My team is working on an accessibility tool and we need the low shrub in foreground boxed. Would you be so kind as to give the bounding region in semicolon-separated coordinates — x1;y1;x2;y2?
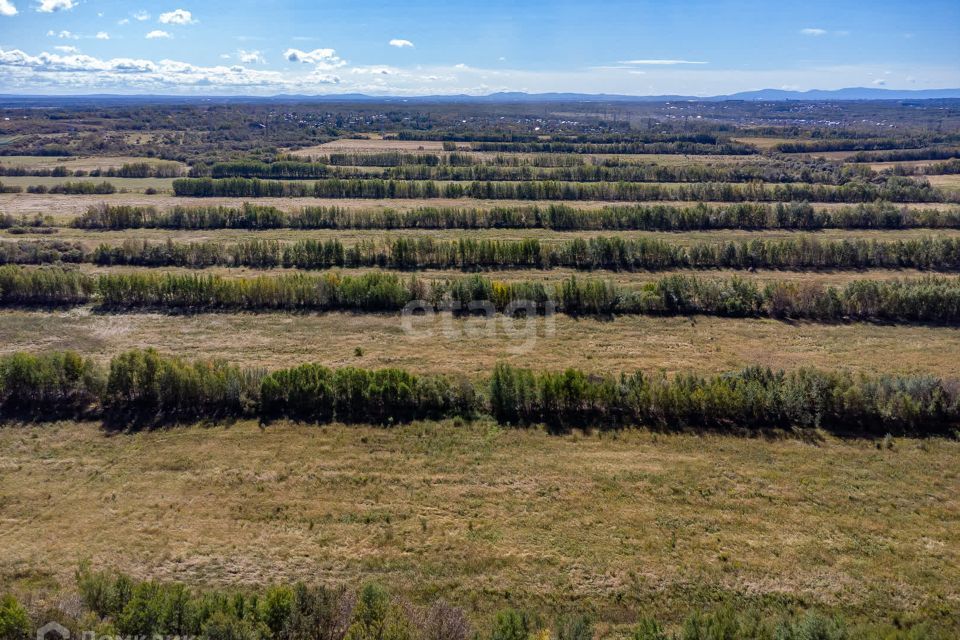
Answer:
0;564;949;640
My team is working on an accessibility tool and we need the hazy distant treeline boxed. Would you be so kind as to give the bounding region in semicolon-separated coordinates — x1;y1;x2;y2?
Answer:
848;147;960;163
205;158;868;184
170;176;953;203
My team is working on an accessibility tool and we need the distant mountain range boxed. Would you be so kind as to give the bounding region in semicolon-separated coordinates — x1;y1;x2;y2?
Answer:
1;87;959;107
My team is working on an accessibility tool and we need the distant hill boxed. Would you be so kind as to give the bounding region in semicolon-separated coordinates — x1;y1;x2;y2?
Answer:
1;87;959;107
715;87;960;101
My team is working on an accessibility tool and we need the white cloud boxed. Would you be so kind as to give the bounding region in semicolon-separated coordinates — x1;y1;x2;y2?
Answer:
0;46;293;90
95;31;110;40
800;28;828;36
351;65;398;76
54;45;78;53
36;0;75;12
872;78;887;86
133;10;150;21
284;47;345;69
238;49;265;64
146;30;172;39
389;39;414;48
0;0;17;17
48;29;78;39
117;18;129;25
158;9;195;25
617;59;707;65
306;71;341;84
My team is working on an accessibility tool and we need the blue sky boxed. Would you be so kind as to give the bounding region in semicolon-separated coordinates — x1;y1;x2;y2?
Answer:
0;0;958;95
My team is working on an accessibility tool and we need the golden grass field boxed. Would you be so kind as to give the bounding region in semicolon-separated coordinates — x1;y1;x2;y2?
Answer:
927;174;960;192
291;136;448;154
0;420;957;624
1;308;959;378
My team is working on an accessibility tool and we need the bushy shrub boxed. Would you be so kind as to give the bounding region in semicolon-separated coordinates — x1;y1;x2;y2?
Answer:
344;584;411;640
104;348;262;424
0;595;31;640
0;351;103;417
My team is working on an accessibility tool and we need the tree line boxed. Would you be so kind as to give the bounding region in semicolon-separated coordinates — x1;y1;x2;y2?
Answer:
2;349;958;436
468;141;756;155
170;176;954;203
0;161;183;178
392;130;730;144
75;202;960;232
26;181;117;195
3;266;960;324
314;151;586;167
775;136;960;153
205;158;869;185
12;233;960;273
75;235;960;273
848;147;960;163
0;563;921;640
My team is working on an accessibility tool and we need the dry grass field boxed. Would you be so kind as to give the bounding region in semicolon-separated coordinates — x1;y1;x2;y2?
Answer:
730;137;793;151
927;174;960;192
1;308;958;377
291;136;448;154
1;420;957;624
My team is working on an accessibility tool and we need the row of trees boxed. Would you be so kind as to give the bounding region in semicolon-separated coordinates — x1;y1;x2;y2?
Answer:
68;201;960;231
393;130;729;144
489;363;958;433
206;159;868;185
2;349;958;435
468;141;757;155
26;181;117;195
0;161;183;178
775;137;960;153
170;176;954;203
314;151;585;167
3;266;960;323
0;564;897;640
848;147;960;163
75;235;960;273
94;161;185;178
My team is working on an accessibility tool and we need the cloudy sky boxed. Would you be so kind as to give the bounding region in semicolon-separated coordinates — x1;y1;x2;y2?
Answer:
0;0;958;96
